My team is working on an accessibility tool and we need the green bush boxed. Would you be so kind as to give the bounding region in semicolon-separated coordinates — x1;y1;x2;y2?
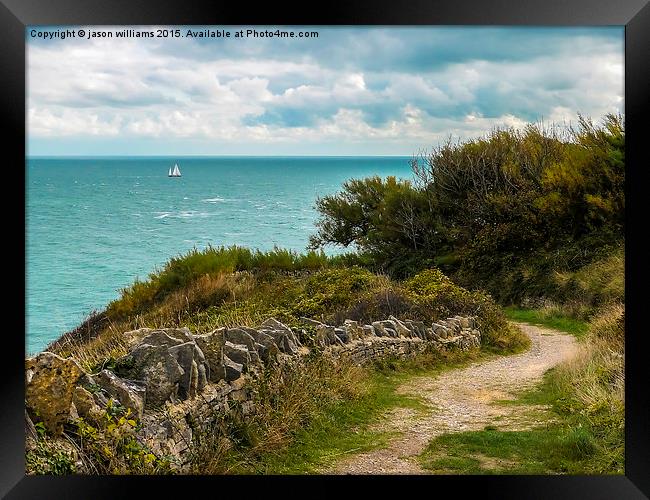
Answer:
289;267;378;319
403;269;529;353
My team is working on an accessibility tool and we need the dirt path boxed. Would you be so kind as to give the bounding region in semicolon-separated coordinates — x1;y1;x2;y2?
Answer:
325;322;578;475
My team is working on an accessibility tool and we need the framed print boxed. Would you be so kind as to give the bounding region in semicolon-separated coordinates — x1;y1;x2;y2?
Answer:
2;0;648;497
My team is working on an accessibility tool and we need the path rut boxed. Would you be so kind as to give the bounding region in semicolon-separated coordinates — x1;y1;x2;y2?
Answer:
326;322;578;475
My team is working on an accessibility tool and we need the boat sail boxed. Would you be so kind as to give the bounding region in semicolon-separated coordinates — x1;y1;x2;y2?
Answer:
168;163;182;177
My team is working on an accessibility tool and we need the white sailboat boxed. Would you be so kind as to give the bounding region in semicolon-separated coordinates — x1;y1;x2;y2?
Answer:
168;163;182;177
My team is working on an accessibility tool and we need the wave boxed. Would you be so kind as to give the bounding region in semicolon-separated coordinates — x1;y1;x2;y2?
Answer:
154;211;211;219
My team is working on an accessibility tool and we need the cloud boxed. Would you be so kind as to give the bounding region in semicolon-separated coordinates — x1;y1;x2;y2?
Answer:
27;26;624;155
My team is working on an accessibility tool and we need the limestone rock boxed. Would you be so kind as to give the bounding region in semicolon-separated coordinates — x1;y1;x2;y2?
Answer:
122;328;156;349
388;316;413;337
168;342;208;399
372;321;387;337
260;317;291;334
372;320;399;337
72;386;104;424
223;355;243;381
225;328;260;363
25;352;84;436
139;330;185;348
373;320;399;338
432;323;449;339
241;328;280;362
446;318;462;333
261;329;300;354
92;388;110;409
343;319;363;341
116;344;184;407
362;325;375;337
334;327;350;343
194;328;225;383
224;341;251;367
260;318;302;347
315;324;343;347
96;370;145;419
404;320;427;339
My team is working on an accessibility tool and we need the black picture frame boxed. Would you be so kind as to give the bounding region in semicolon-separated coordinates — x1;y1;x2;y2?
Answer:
2;0;648;497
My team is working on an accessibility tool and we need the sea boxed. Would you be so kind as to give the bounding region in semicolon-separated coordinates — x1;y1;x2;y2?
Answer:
26;156;414;354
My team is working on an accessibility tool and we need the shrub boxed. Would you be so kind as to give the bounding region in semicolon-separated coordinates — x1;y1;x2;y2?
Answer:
404;269;529;353
289;267;378;320
26;438;76;475
70;401;172;474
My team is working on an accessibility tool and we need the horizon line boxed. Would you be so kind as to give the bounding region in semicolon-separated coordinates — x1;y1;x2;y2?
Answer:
27;154;415;158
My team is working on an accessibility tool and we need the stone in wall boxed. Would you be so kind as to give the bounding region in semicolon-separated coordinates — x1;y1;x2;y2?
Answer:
168;341;209;399
259;318;302;355
224;341;252;367
223;356;244;381
116;343;184;407
240;327;281;362
25;352;84;435
194;328;225;382
388;316;414;338
343;319;363;341
96;369;146;419
225;328;261;363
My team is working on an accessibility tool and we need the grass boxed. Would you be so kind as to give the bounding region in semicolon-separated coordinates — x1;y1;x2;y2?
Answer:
191;346;487;474
504;306;589;338
224;370;413;474
51;251;523;371
419;425;600;474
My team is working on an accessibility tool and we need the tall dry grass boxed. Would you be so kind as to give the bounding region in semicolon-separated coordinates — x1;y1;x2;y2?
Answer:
557;303;624;412
187;354;367;474
550;302;625;472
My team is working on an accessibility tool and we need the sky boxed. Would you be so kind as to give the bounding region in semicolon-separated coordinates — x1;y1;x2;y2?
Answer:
27;26;624;156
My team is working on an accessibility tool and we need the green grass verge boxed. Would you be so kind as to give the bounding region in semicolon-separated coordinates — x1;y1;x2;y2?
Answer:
418;426;600;474
504;306;589;338
418;368;624;475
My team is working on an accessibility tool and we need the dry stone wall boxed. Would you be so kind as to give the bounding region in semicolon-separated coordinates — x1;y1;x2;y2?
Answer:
25;314;480;470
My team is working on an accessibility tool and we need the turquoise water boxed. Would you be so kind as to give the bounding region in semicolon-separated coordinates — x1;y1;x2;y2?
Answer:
26;156;413;354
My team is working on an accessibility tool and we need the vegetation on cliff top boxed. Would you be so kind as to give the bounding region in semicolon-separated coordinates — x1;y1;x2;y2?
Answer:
309;114;624;307
51;247;525;371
